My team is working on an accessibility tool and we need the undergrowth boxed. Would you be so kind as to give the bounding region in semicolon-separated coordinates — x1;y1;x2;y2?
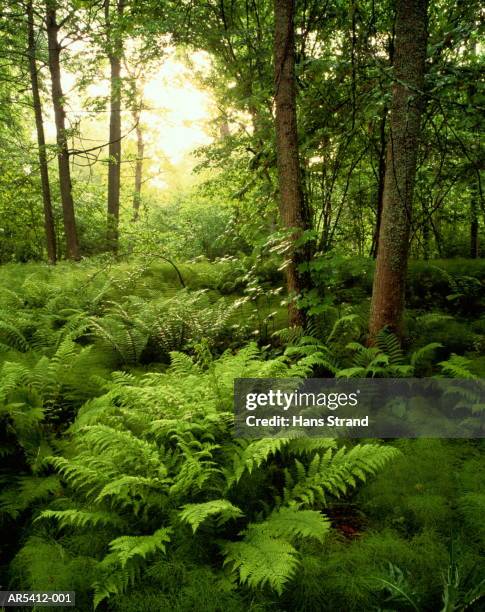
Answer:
0;260;484;611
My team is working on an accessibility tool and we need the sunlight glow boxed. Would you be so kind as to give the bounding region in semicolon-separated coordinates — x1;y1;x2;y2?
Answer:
43;48;215;189
142;54;213;165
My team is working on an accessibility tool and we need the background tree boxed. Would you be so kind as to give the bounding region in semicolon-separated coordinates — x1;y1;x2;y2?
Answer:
27;0;56;263
45;0;79;260
369;0;429;338
105;0;125;252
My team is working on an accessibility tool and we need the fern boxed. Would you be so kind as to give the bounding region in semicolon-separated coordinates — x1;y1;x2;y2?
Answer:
38;508;125;529
179;500;244;532
0;264;409;607
439;355;476;379
410;342;443;366
25;345;400;605
0;475;61;518
92;528;172;608
376;328;404;365
283;444;401;507
93;558;140;609
108;528;172;568
250;506;331;542
225;438;289;488
222;534;299;595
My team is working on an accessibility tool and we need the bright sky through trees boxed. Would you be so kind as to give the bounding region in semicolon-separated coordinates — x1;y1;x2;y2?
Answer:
42;47;214;187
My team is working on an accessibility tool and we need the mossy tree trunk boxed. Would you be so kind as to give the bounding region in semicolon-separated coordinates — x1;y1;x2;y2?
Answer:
274;0;310;327
369;0;428;339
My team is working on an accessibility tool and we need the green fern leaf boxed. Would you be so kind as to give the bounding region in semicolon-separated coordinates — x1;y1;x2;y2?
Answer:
222;534;298;595
179;499;243;532
108;527;172;568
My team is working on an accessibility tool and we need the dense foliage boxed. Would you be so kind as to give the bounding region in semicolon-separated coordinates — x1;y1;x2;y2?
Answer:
0;0;483;609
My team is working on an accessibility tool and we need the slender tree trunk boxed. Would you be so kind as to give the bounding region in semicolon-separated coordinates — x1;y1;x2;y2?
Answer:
431;216;443;257
219;114;230;139
422;201;431;260
468;45;479;260
45;2;79;260
132;110;143;221
470;194;479;258
106;0;125;252
274;0;309;327
27;0;56;264
370;30;394;259
369;0;428;338
370;105;388;258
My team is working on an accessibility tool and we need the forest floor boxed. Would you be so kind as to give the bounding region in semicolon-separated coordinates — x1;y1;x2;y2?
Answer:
0;257;484;611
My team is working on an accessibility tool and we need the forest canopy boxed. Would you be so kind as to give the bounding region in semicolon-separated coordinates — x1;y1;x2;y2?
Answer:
0;0;482;263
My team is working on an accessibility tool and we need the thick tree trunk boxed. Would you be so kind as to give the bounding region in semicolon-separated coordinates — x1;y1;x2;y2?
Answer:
45;2;80;260
27;0;56;264
106;0;125;252
368;0;428;339
274;0;309;327
132;110;143;221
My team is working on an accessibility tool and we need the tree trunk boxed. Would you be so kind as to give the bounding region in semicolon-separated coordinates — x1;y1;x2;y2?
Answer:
468;45;479;260
45;2;80;260
470;194;479;258
422;202;431;260
370;30;394;259
106;0;125;252
274;0;309;328
370;105;388;258
369;0;428;339
132;110;143;221
27;0;56;264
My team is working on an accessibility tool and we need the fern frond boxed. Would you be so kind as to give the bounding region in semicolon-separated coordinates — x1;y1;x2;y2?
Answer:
108;527;172;568
439;355;476;379
179;499;243;532
284;444;400;507
38;508;125;530
225;439;289;488
376;329;404;365
250;507;330;543
222;534;298;595
410;343;443;366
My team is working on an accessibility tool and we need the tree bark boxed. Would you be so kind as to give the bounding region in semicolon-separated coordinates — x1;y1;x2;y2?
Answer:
274;0;309;327
106;0;125;252
368;0;428;339
45;1;80;260
27;0;56;264
132;109;143;221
